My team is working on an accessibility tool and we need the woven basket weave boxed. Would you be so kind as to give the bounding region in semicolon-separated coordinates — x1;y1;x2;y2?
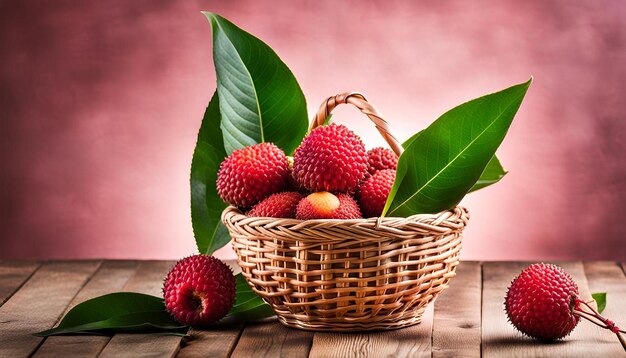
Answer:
222;93;469;332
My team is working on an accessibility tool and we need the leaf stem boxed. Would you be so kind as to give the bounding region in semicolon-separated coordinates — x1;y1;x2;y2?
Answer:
574;298;626;351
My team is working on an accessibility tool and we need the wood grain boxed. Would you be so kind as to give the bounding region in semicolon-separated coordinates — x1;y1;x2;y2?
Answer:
482;262;624;357
309;305;434;358
231;320;313;358
0;261;41;306
0;261;101;358
33;261;139;358
583;261;626;350
432;261;481;357
98;261;183;358
3;259;624;357
177;324;243;358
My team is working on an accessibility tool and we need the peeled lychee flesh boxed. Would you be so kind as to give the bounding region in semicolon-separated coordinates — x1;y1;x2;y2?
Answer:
505;263;581;340
217;142;290;208
248;191;304;218
358;169;395;217
163;255;236;326
366;147;398;175
293;124;368;193
296;191;362;220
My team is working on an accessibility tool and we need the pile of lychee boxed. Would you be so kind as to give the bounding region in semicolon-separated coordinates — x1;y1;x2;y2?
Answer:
216;124;398;219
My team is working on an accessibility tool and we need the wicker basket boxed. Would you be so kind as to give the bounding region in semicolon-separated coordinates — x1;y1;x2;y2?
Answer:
222;93;469;332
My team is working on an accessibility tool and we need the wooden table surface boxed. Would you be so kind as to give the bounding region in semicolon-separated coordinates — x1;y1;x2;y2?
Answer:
1;260;625;357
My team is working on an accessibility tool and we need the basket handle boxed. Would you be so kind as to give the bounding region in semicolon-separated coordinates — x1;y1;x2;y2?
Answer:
310;92;404;156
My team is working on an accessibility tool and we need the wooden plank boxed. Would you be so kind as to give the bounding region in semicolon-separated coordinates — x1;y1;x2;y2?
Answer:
482;262;624;357
309;305;434;358
0;261;41;306
583;262;626;348
33;261;139;358
177;324;243;358
432;261;481;357
98;261;183;358
0;261;101;358
231;321;314;358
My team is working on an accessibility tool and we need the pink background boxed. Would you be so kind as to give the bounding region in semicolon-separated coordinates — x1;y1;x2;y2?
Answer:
1;1;625;261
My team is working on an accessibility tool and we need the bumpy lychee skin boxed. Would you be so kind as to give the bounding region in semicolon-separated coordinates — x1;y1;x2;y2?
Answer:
357;169;395;217
163;255;236;326
293;124;368;192
505;263;581;340
296;192;362;220
248;191;304;218
217;143;290;208
366;147;398;175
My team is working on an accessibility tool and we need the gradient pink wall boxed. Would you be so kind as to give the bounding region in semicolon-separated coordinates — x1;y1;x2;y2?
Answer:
1;1;625;261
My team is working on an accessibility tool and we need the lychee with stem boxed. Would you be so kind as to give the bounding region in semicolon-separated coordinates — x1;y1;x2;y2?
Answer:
163;255;236;326
296;191;362;220
292;124;368;193
217;142;290;209
505;263;625;349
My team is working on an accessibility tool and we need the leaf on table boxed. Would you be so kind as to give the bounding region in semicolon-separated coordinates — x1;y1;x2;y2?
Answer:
190;92;231;255
592;292;607;314
224;273;275;322
402;132;507;194
383;78;532;216
34;275;275;337
33;292;186;337
203;12;308;155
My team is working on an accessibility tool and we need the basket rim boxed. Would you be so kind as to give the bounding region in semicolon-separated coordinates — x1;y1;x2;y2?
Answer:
221;205;469;237
223;204;468;223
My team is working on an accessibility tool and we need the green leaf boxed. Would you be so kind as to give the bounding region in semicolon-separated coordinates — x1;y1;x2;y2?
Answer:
402;132;507;193
469;155;507;193
592;292;607;314
323;114;333;126
190;92;231;255
34;293;186;337
384;78;532;216
226;274;275;322
35;276;275;336
203;12;308;155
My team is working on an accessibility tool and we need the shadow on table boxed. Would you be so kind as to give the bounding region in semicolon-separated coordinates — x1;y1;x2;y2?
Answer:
485;335;568;348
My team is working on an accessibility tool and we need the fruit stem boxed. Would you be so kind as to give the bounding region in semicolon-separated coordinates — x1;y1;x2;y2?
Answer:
574;298;626;351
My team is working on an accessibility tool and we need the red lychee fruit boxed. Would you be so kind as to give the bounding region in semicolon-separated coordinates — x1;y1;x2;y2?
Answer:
357;169;395;217
217;143;290;208
248;191;304;218
163;255;236;326
505;263;580;340
292;124;368;193
296;192;362;220
366;147;398;175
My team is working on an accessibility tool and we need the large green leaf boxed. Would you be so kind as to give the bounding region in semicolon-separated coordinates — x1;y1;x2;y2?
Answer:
384;78;532;216
34;293;186;336
190;92;230;255
35;276;275;336
203;12;308;155
402;132;507;194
